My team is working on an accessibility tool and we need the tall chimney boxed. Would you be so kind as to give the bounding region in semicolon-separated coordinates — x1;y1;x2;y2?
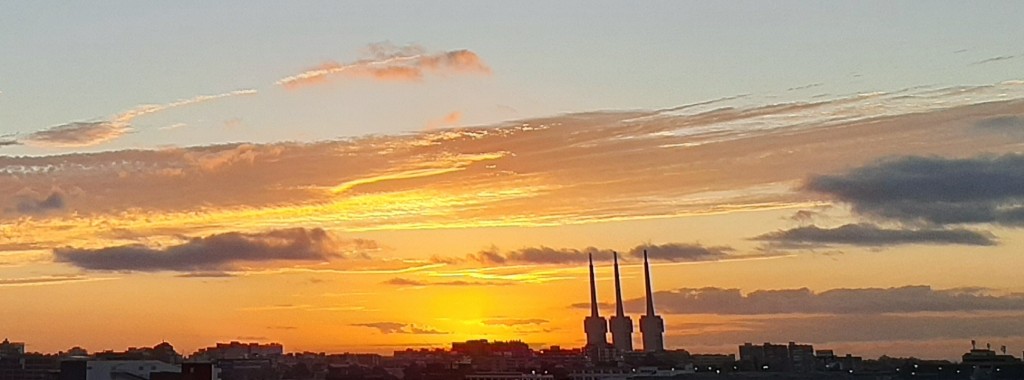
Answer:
609;251;634;352
639;250;665;352
583;253;609;358
644;250;656;316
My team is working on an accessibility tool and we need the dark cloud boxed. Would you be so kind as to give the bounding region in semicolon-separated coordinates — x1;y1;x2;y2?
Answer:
806;154;1024;226
13;191;65;214
971;55;1016;66
381;277;513;287
351;322;449;335
466;246;613;265
627;243;732;262
481;318;548;326
0;139;20;147
607;286;1024;315
754;223;997;247
54;228;359;272
461;243;734;265
976;115;1024;131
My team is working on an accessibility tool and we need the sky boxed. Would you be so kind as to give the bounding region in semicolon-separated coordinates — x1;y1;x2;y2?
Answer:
1;1;1024;361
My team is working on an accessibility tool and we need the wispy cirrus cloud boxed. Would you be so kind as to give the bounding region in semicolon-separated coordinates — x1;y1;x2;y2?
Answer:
20;89;256;147
1;82;1024;265
0;275;118;287
276;43;490;89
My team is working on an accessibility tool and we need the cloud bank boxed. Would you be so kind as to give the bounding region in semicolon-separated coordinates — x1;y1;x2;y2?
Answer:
621;285;1024;315
460;242;733;265
755;223;997;247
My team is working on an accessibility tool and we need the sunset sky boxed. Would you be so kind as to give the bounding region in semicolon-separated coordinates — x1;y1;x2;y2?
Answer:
2;2;1024;360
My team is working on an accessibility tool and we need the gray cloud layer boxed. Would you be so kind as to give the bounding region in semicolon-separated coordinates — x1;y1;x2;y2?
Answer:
616;286;1024;315
54;228;353;272
669;313;1024;348
807;154;1024;226
755;223;997;247
462;243;733;265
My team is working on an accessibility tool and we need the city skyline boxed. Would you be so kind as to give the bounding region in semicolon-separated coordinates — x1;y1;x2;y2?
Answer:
3;2;1024;361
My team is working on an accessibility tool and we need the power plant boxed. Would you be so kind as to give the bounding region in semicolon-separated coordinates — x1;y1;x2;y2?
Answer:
583;250;664;361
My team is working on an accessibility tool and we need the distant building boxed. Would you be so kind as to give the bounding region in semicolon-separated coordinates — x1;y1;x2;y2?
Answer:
690;354;735;371
0;339;26;356
191;343;282;361
787;342;814;372
464;372;553;380
58;360;179;380
214;359;275;380
0;343;58;380
738;342;815;372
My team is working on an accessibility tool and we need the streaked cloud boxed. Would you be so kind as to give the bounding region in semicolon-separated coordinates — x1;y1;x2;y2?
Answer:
754;223;997;247
276;44;489;89
0;275;118;287
54;227;367;272
619;286;1024;315
351;322;449;335
21;89;256;147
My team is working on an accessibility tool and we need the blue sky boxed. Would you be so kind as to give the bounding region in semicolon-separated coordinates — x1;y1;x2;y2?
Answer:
1;1;1022;154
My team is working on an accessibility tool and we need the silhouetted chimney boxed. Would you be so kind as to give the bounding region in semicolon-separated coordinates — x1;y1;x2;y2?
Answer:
609;251;634;352
583;253;608;350
639;250;664;352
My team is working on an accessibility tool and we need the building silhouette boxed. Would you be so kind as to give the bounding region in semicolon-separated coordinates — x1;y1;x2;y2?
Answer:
638;250;664;352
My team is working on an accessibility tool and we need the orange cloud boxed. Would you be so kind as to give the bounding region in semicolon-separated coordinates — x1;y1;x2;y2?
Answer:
276;45;490;89
425;111;462;130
